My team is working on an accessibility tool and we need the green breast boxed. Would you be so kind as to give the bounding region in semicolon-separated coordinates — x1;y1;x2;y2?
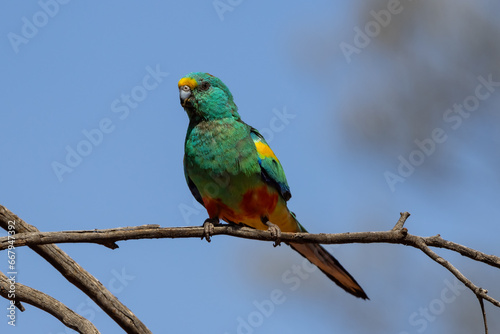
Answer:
184;118;262;202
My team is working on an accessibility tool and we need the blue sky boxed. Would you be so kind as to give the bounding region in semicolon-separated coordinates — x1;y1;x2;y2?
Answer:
1;1;499;333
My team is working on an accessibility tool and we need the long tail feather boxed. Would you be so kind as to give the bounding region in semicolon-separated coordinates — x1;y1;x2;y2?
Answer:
289;242;368;299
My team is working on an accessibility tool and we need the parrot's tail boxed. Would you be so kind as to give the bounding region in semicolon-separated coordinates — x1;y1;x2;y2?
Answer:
288;217;368;299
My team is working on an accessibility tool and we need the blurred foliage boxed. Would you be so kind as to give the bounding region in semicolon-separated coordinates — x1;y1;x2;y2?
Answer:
291;0;500;182
286;2;500;333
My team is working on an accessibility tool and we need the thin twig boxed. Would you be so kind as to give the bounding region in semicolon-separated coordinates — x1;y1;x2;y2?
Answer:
477;295;488;334
412;237;500;307
392;211;411;231
0;270;100;334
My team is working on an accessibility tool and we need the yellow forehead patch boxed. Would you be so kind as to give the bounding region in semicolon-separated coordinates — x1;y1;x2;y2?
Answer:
178;77;198;90
255;141;278;160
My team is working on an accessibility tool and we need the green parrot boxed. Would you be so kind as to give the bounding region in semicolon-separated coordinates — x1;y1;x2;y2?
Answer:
179;72;368;299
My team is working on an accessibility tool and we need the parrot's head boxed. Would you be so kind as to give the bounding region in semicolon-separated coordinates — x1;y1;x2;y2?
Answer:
178;72;240;121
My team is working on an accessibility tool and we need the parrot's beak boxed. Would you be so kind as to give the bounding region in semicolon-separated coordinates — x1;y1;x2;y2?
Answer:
179;85;192;107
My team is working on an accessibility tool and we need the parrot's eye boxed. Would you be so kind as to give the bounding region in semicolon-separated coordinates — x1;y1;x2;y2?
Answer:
200;82;210;91
181;85;190;92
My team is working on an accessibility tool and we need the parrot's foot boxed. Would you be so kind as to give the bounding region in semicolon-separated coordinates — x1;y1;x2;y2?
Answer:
202;218;219;243
263;220;282;247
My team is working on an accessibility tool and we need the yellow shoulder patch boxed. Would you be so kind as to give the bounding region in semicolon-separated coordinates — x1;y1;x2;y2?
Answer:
178;77;198;90
254;141;278;160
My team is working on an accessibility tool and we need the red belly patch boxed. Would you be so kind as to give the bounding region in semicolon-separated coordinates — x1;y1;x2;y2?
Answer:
202;186;279;224
240;186;278;218
202;197;235;220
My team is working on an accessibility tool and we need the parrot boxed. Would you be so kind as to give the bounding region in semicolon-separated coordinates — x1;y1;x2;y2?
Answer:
178;72;368;299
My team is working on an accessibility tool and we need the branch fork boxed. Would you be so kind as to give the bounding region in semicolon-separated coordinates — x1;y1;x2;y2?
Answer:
0;205;498;334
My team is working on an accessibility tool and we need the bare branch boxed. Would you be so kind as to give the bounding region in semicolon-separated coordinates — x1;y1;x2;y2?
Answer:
1;221;498;269
391;211;411;231
477;295;488;334
412;237;500;308
0;270;100;334
1;205;499;332
0;205;152;334
424;234;500;268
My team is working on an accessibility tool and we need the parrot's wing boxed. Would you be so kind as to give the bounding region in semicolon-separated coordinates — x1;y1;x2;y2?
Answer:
183;157;204;206
250;128;291;201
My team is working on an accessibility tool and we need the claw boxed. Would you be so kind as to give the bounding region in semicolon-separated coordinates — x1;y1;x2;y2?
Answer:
202;218;219;242
263;220;282;247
